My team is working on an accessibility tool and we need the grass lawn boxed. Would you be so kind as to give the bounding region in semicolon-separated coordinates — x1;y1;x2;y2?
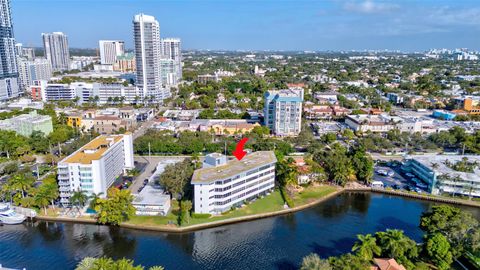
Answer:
292;185;338;206
126;185;339;228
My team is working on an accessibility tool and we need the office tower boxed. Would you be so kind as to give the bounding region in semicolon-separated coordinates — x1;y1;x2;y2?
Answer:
98;40;125;65
0;0;20;100
264;88;304;136
133;13;169;102
17;57;52;90
42;32;70;71
161;38;182;84
57;134;134;205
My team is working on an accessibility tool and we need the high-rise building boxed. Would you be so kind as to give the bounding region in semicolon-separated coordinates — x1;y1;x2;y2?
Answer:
22;47;35;60
17;57;52;90
161;38;182;84
133;14;169;102
113;52;136;72
0;0;20;100
98;40;125;65
264;88;304;136
57;134;134;205
42;32;70;71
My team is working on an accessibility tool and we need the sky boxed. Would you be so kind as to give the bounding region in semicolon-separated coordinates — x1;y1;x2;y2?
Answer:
10;0;480;51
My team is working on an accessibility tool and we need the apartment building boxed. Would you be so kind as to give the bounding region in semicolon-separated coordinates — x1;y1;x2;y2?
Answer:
264;88;304;136
57;134;134;205
0;110;53;136
44;83;76;101
192;151;277;214
98;40;125;65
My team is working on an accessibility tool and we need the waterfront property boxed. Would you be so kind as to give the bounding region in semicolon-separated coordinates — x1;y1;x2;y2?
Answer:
0;110;53;136
57;134;134;205
191;151;277;214
4;193;479;270
132;185;171;216
402;154;480;197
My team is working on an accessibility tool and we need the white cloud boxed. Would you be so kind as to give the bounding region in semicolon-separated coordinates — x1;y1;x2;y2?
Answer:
343;0;399;14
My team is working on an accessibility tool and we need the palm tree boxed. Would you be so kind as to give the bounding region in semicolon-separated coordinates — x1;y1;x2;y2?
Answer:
88;192;104;210
92;257;114;270
34;190;50;215
75;257;96;270
375;229;416;259
10;174;34;198
149;267;165;270
352;234;381;260
300;253;332;270
452;175;462;198
70;189;89;211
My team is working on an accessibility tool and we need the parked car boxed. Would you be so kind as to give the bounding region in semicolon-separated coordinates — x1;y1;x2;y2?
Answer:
387;171;394;177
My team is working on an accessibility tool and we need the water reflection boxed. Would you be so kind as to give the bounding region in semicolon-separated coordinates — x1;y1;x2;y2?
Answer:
1;193;479;270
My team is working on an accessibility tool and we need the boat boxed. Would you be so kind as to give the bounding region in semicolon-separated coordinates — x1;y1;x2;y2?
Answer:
0;203;26;224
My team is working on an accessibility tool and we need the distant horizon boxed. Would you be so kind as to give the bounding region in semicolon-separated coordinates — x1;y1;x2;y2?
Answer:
11;0;480;51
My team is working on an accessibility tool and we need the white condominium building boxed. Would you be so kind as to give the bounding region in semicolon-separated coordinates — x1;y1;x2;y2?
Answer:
99;40;125;65
0;0;20;101
133;14;169;102
264;88;304;136
57;134;134;205
161;37;182;84
42;32;70;71
192;151;277;214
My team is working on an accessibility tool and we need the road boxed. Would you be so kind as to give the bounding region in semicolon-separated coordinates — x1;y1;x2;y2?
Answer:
129;156;185;194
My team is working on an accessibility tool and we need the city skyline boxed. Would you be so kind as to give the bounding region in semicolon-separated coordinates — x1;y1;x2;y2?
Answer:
10;0;480;51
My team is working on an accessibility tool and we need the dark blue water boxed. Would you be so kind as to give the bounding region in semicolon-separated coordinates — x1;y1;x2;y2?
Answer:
1;192;479;270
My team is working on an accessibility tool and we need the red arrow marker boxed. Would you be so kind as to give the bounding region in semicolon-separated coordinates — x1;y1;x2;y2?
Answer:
233;138;249;161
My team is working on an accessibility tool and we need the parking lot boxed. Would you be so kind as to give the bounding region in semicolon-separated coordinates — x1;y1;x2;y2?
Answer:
373;162;429;193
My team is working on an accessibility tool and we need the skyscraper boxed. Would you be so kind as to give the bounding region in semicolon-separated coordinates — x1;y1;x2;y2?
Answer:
161;37;182;84
0;0;20;100
133;14;169;102
42;32;70;71
99;40;125;65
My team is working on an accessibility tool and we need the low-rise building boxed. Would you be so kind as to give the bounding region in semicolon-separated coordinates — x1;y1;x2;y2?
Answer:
93;116;135;134
0;110;53;136
345;114;398;133
57;134;134;205
402;154;480;197
132;185;171;216
192;151;277;214
432;109;456;120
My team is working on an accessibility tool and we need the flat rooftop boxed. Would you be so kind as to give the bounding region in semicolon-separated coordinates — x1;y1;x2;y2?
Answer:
192;151;277;184
63;135;123;164
133;185;170;206
407;154;480;181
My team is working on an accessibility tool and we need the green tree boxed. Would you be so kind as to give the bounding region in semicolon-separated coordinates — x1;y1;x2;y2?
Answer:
375;229;418;269
351;234;381;261
328;253;369;270
420;205;480;257
425;233;453;270
95;188;135;225
70;189;89;211
300;253;332;270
